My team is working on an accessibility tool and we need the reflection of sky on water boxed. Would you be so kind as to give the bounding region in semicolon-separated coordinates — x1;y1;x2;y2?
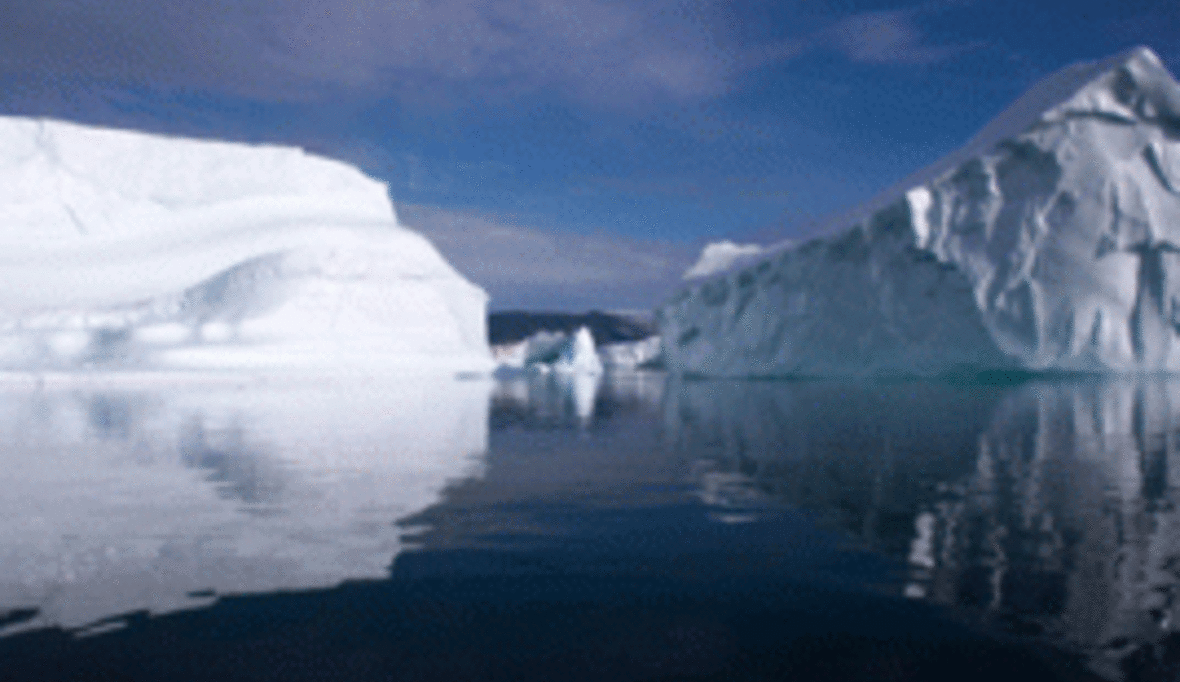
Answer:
0;378;490;634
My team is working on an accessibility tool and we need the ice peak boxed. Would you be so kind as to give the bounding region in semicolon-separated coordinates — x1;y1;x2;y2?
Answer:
1070;44;1178;113
967;45;1180;155
1123;44;1163;69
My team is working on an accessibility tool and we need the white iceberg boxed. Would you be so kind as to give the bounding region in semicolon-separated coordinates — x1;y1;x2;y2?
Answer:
659;47;1180;376
491;329;568;370
551;326;604;375
491;326;604;375
490;339;530;369
598;335;662;369
0;117;492;374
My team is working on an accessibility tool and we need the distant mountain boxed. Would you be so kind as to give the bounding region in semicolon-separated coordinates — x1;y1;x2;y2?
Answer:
488;310;656;346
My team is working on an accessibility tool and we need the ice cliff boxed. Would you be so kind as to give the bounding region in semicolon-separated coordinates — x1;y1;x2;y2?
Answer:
0;117;492;373
659;46;1180;376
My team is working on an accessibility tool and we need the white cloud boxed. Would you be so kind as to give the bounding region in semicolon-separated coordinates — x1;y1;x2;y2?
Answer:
0;1;981;115
823;8;982;66
0;0;767;109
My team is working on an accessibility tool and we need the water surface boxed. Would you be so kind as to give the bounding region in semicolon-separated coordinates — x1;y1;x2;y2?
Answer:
1;371;1175;680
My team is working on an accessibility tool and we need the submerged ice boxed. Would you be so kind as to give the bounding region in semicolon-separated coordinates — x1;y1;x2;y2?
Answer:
0;117;492;373
660;47;1180;376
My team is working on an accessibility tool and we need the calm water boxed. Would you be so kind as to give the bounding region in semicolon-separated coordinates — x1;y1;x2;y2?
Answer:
1;372;1177;680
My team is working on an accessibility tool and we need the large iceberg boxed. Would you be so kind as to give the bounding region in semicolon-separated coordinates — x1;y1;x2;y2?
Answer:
659;47;1180;376
0;117;492;374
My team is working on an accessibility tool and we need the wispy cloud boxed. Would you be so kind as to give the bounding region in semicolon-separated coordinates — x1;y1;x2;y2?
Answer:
397;203;695;311
822;7;982;65
0;0;764;109
0;1;972;114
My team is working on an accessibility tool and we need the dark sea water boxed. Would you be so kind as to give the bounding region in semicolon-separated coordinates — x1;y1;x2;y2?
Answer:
0;371;1177;681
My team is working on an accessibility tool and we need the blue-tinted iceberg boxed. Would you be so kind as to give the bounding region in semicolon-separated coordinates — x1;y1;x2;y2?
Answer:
0;117;492;373
659;47;1180;376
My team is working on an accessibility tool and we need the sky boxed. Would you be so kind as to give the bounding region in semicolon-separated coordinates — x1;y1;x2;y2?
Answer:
0;0;1177;311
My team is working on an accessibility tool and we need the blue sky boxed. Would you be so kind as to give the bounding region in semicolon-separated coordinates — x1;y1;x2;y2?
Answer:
1;0;1177;310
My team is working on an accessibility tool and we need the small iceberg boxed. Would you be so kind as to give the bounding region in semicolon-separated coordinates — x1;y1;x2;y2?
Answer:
551;327;604;375
493;326;604;376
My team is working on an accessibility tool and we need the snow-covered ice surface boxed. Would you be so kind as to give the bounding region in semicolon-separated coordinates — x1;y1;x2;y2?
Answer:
659;47;1180;376
683;241;766;280
0;378;490;634
0;117;492;375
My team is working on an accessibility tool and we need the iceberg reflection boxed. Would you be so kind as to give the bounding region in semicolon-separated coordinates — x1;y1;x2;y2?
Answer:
664;378;1000;545
492;372;602;428
0;377;490;635
663;377;1180;680
490;369;669;433
908;381;1180;680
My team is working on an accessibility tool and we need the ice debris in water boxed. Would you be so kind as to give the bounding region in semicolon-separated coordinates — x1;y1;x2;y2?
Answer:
659;46;1180;376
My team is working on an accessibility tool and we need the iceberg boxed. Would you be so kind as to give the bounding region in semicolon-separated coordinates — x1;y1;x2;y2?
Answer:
0;117;492;374
492;326;604;375
551;326;605;375
598;335;663;369
491;330;567;370
659;47;1180;376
